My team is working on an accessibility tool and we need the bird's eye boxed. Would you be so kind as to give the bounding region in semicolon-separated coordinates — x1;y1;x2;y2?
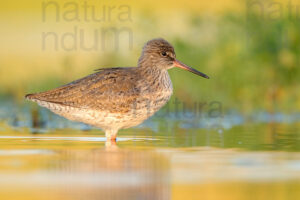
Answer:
161;52;167;56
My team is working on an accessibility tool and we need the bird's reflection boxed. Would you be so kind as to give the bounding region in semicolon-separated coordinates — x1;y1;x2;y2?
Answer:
105;139;119;151
46;140;170;200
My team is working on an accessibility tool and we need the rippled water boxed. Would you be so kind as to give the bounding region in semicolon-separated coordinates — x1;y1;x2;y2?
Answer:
0;101;299;200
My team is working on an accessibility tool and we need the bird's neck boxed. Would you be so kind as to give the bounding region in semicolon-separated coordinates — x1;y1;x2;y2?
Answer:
137;61;172;93
137;62;166;78
138;54;164;75
137;54;172;91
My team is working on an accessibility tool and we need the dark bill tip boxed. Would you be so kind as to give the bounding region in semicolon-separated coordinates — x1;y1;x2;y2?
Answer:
173;60;209;79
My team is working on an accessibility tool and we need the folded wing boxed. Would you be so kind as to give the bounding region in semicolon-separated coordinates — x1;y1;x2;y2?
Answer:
25;67;141;113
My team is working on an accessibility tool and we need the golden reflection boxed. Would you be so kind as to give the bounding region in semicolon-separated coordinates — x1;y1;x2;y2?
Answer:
0;141;170;200
105;139;119;151
0;127;299;200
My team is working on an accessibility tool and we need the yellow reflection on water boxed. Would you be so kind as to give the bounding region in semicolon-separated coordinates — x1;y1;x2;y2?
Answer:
0;140;170;200
0;128;299;200
173;181;300;200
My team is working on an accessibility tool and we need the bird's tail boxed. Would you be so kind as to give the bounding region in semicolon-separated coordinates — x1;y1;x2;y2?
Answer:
25;93;36;101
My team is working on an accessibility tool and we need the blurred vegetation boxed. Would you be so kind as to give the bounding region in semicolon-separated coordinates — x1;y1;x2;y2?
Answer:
170;13;300;113
0;0;299;113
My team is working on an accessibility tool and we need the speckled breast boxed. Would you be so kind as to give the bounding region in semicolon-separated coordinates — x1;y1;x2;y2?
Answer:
99;70;173;129
115;71;173;129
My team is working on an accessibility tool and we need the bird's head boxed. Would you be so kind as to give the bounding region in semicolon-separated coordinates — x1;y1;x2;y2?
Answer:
138;38;209;79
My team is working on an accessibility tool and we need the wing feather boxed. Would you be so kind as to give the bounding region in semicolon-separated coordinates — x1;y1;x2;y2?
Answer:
26;67;141;113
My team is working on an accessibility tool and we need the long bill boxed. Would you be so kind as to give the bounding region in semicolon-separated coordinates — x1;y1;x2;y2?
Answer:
173;59;209;79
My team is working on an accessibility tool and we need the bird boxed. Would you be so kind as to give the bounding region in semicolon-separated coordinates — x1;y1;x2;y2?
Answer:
25;38;209;141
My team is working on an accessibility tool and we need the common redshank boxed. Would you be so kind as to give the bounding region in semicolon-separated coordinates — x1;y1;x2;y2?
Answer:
26;38;209;141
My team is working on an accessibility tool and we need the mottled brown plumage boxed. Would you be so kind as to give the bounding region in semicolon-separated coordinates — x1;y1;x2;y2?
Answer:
26;38;209;141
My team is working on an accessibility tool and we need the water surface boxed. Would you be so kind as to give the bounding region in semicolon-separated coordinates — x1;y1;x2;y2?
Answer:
0;103;299;200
